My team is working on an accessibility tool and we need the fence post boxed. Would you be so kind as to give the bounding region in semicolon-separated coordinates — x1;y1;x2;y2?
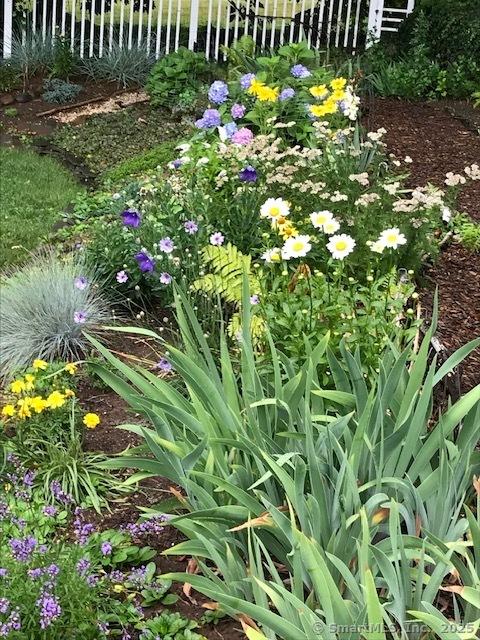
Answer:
3;0;13;58
366;0;383;48
188;0;200;50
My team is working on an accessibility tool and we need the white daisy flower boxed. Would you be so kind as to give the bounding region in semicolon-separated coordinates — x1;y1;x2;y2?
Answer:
260;198;290;221
327;234;356;260
323;218;340;235
261;248;282;263
310;210;334;229
379;227;407;249
281;235;312;259
369;240;385;254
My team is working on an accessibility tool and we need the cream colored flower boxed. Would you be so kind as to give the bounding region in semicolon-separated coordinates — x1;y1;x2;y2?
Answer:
281;235;312;259
379;227;407;249
323;218;340;235
260;198;290;221
326;234;356;260
310;210;333;229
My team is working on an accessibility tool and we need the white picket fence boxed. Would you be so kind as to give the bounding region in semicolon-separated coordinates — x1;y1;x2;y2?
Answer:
2;0;415;60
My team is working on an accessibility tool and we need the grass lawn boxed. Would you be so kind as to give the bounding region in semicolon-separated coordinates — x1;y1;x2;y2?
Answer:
0;146;83;269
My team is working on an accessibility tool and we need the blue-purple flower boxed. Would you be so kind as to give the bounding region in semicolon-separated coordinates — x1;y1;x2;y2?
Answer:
210;232;225;246
116;270;128;283
10;536;37;562
159;272;172;285
135;251;156;273
156;358;172;373
42;505;57;517
208;80;229;104
74;276;88;290
291;64;311;78
73;310;87;324
279;87;295;101
121;209;141;228
239;165;257;183
231;103;246;119
184;220;198;234
101;542;113;556
76;558;91;576
240;73;255;89
250;294;260;305
37;592;61;629
224;122;238;138
158;237;175;254
195;108;221;129
0;599;9;614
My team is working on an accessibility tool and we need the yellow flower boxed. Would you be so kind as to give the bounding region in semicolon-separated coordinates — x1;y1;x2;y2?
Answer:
65;363;77;375
46;391;66;409
323;97;338;114
309;103;336;118
309;84;328;98
17;398;32;419
64;389;75;398
24;374;35;391
33;359;48;371
83;413;100;429
331;89;346;102
10;379;25;394
30;396;48;413
279;222;298;239
255;85;279;102
330;77;347;91
1;404;16;418
247;78;265;96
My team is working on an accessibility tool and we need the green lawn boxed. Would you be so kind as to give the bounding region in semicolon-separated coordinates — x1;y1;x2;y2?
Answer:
0;147;82;269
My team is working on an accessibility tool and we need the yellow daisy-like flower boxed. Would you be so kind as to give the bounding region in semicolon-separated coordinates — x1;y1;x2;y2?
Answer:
30;396;48;414
64;389;75;398
10;379;25;394
247;78;265;96
33;359;48;371
323;97;338;114
83;413;100;429
1;404;16;418
65;363;77;375
309;84;328;98
17;398;32;419
279;222;298;239
330;77;347;91
331;89;346;102
46;391;66;409
24;374;36;391
255;85;279;102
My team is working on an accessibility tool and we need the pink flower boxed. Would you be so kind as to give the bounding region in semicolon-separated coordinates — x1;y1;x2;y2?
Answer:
231;127;254;145
210;232;225;246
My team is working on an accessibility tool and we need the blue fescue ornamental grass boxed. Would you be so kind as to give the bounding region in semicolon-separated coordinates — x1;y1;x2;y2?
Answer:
0;252;110;378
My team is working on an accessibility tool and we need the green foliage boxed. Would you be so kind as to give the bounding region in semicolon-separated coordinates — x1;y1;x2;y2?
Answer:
146;48;212;109
42;78;82;104
79;40;155;88
3;107;18;117
453;214;480;252
473;91;480;108
0;60;20;92
50;35;77;79
103;139;181;185
89;289;480;639
136;612;207;640
0;146;83;268
0;252;110;378
52;104;181;174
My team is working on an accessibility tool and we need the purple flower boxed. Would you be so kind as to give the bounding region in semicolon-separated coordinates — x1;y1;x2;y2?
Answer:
240;73;255;89
42;505;57;517
239;165;257;183
76;558;91;576
291;64;311;78
156;358;172;373
158;237;175;253
108;570;124;582
208;80;229;104
0;599;9;615
224;122;238;138
195;108;221;129
116;270;128;283
73;310;87;324
0;569;7;578
28;568;43;580
159;272;172;285
50;480;73;505
250;294;260;305
46;564;60;578
135;251;156;273
279;87;295;101
184;220;198;234
210;231;225;246
171;158;183;169
231;127;254;145
37;592;61;629
0;608;21;635
126;566;148;587
101;542;113;556
121;209;141;228
22;470;35;488
10;536;37;562
73;510;95;545
231;103;246;119
87;574;99;587
74;276;88;290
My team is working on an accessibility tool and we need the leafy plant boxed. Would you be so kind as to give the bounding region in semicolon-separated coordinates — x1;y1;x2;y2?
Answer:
146;48;212;109
42;78;82;104
0;60;20;93
0;252;110;378
453;214;480;252
136;612;206;640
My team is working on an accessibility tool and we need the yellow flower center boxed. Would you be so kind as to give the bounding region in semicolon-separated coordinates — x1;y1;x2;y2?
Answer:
335;240;347;251
269;207;280;217
386;234;397;244
292;241;305;252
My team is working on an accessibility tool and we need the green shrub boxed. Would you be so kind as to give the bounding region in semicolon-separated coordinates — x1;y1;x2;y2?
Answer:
102;140;180;185
42;78;82;104
0;60;20;92
453;214;480;252
146;48;212;109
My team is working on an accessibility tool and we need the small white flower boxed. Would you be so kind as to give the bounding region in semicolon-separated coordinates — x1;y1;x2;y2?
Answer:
445;172;466;187
260;198;290;221
369;240;385;254
379;227;407;249
323;218;340;235
404;156;413;163
441;206;452;223
261;248;282;263
281;235;312;259
326;234;356;260
310;210;333;229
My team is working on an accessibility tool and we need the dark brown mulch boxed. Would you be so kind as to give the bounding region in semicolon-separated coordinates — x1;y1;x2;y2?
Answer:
365;97;480;391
